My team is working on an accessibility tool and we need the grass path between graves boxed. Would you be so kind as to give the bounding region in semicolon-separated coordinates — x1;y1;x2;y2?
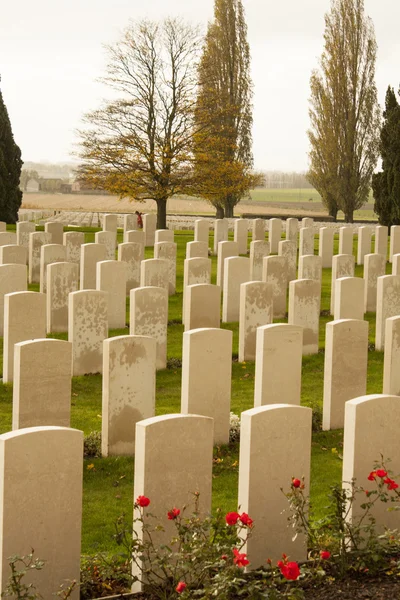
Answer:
0;226;388;556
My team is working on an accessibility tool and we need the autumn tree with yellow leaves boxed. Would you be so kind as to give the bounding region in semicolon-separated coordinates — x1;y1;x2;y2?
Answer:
193;0;259;218
77;19;201;229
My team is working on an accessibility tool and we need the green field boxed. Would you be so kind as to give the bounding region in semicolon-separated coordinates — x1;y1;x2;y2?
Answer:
0;226;387;558
249;188;323;203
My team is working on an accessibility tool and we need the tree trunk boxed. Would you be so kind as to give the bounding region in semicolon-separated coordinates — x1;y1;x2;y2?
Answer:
224;203;234;218
215;205;225;219
156;199;167;229
345;211;354;224
329;206;338;221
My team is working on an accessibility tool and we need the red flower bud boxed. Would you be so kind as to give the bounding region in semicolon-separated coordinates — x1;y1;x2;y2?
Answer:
136;495;150;507
176;581;186;593
367;471;377;481
320;550;331;560
376;469;387;478
167;508;180;520
239;512;254;527
292;478;301;488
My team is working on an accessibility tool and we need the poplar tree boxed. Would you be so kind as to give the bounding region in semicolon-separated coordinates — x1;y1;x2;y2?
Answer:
307;0;380;223
0;84;22;223
372;87;400;227
193;0;258;218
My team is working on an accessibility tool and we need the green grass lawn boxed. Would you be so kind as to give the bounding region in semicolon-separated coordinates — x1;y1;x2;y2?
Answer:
0;226;387;556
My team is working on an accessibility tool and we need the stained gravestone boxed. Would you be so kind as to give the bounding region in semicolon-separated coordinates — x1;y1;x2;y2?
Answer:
46;262;79;333
96;260;127;329
375;225;388;258
95;231;117;260
217;241;238;287
269;218;282;253
0;427;82;600
222;256;250;323
125;230;145;245
103;214;118;233
234;219;249;254
252;219;265;242
239;281;273;361
301;217;313;228
364;253;386;312
124;214;137;233
238;405;312;566
319;227;334;268
80;243;107;290
0;232;17;246
357;226;372;266
322;319;368;430
102;335;156;456
249;241;270;281
339;227;353;255
376;275;400;350
69;290;108;376
130;286;168;369
184;284;221;331
0;264;27;336
194;219;209;245
13;339;72;429
45;222;63;245
390;225;400;262
213;219;228;254
334;277;365;321
278;239;296;281
63;231;84;264
39;244;67;293
181;328;232;445
155;229;174;244
182;258;212;325
343;395;400;533
383;317;400;395
132;414;213;592
299;227;314;256
16;221;35;250
330;254;355;315
29;232;52;283
143;213;157;246
0;245;27;265
3;292;46;383
140;258;169;292
254;324;303;406
186;241;208;259
154;241;177;295
298;255;322;282
285;218;298;247
118;242;144;294
288;279;320;355
262;255;288;318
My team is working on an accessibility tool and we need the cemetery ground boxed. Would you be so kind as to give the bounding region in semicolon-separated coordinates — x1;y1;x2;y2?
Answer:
0;223;397;599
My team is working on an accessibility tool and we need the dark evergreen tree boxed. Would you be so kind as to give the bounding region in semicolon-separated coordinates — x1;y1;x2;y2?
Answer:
0;85;23;223
372;86;400;227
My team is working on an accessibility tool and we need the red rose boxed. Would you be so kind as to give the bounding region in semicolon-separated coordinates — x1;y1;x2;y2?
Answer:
367;471;377;481
320;550;331;560
376;469;387;478
167;508;180;520
384;477;399;491
136;495;150;507
239;512;254;527
278;560;300;580
233;548;249;568
225;511;240;526
292;478;301;488
176;581;186;593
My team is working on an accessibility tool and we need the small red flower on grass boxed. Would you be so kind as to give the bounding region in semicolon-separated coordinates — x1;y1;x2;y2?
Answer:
233;548;250;568
136;495;150;507
176;581;186;593
225;511;240;526
167;508;180;520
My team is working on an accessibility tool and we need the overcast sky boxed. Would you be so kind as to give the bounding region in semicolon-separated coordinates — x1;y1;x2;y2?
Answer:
1;0;399;172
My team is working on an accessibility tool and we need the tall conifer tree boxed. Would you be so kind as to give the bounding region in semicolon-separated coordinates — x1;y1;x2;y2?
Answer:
0;83;22;223
193;0;258;218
